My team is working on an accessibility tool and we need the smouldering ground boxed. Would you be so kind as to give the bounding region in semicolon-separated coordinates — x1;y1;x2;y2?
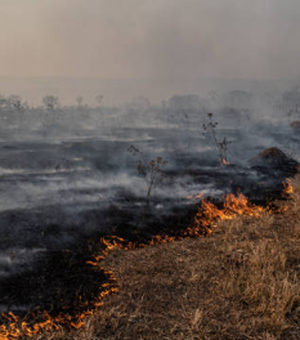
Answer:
30;177;300;339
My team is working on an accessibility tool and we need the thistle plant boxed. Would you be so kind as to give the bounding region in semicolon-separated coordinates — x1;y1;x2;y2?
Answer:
203;112;231;166
128;145;168;225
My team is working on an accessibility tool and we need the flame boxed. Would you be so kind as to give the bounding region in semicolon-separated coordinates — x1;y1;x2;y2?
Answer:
221;158;230;166
0;254;120;339
186;193;204;200
0;182;292;339
282;178;294;196
185;192;276;237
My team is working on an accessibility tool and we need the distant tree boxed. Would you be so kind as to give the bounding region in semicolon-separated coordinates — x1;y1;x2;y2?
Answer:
76;95;84;107
42;95;59;111
95;95;104;107
161;100;167;110
8;95;28;129
167;94;205;129
0;94;9;113
8;95;28;111
168;94;202;111
281;88;300;121
259;92;277;107
129;96;151;113
282;87;300;105
41;95;60;133
208;90;220;103
226;90;253;110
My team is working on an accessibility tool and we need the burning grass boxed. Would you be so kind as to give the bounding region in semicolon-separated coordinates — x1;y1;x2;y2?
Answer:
1;177;298;339
185;191;277;237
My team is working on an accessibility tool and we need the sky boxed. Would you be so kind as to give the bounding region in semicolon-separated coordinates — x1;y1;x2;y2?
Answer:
0;0;300;80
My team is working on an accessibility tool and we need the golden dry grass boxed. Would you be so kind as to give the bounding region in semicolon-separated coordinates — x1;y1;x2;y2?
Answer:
29;176;300;339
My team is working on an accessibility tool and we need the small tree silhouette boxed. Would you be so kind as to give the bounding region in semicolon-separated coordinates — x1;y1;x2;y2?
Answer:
76;95;84;108
8;95;27;130
95;95;104;107
41;95;60;134
43;95;59;111
128;145;168;225
203;113;231;166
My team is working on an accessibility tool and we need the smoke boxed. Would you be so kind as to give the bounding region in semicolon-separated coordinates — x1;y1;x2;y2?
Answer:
0;0;300;81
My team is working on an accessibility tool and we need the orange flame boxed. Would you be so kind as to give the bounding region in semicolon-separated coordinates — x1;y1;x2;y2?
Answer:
282;178;294;196
186;193;204;200
184;192;274;237
221;158;230;166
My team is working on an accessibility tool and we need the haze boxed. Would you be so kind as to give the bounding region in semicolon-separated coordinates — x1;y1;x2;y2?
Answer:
0;0;299;80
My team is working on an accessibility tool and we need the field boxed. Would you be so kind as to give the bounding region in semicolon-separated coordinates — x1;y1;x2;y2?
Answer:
0;94;300;339
40;176;300;340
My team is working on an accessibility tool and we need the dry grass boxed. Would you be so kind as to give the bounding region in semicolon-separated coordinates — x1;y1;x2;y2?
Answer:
30;176;300;340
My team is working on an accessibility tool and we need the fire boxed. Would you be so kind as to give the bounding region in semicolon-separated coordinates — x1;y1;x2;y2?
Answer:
186;193;204;200
185;192;275;237
221;158;230;166
0;269;119;339
282;178;294;196
0;180;293;339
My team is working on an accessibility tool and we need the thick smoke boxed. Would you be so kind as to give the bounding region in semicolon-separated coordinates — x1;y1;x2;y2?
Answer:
1;0;300;81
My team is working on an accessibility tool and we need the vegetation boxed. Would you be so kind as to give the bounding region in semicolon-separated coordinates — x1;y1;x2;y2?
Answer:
203;112;232;166
8;95;28;130
41;95;60;133
128;145;168;225
0;88;295;140
76;95;84;108
95;95;104;107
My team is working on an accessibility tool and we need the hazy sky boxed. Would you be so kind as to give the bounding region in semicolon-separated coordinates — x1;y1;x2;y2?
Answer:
0;0;299;80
